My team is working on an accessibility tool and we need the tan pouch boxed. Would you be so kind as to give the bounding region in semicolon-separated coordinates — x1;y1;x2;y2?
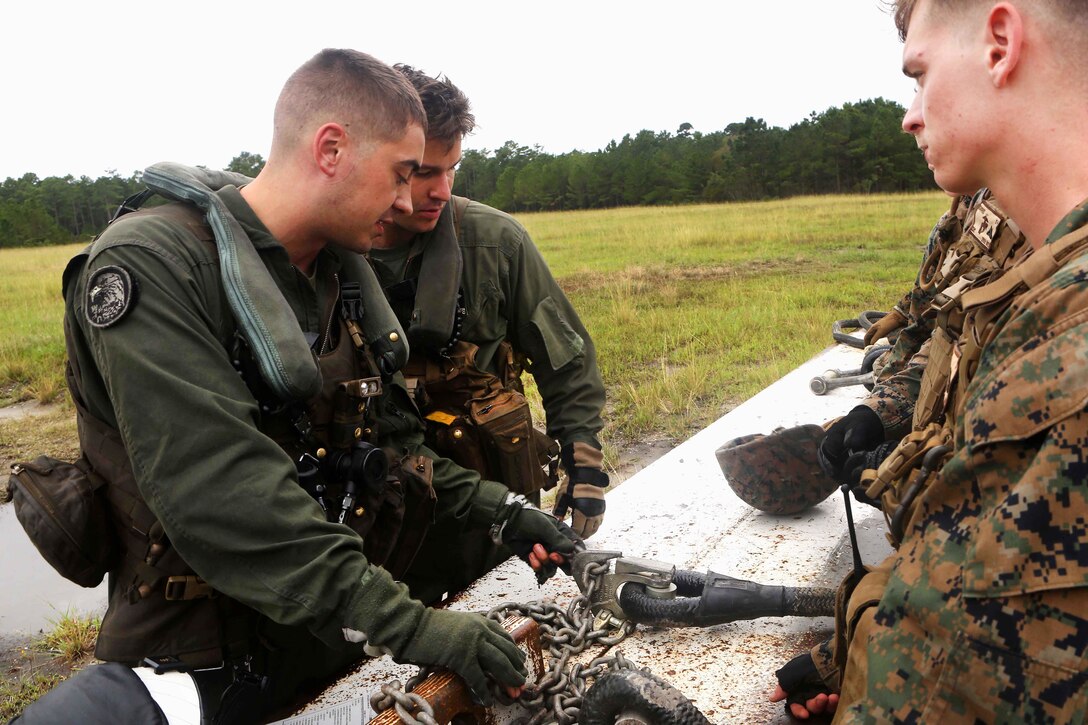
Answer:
470;389;556;495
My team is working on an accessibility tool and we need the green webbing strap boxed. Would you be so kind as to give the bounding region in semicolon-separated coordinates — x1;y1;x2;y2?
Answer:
408;199;464;353
142;162;321;402
337;252;410;377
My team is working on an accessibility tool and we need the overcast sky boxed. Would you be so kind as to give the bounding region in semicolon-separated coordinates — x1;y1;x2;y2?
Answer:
1;1;914;181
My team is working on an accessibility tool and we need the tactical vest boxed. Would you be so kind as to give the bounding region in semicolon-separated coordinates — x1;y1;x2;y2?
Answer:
827;193;1031;684
64;202;435;668
385;197;559;495
861;192;1088;548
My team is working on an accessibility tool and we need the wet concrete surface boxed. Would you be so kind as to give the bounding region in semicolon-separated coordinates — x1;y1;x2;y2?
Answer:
0;502;107;638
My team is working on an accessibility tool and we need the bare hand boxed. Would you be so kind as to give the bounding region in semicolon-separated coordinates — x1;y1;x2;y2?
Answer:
527;543;566;571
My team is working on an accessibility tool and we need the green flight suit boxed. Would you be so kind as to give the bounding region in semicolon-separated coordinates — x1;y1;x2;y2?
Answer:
370;197;606;601
63;184;510;715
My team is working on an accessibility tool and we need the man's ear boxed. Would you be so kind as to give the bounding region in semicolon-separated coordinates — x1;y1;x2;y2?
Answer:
312;123;347;177
986;2;1023;88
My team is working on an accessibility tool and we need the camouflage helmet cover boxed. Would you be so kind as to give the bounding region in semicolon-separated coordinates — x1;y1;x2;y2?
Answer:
715;424;839;515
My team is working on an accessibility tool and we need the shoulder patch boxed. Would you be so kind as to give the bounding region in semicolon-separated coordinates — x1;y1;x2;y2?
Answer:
85;265;138;328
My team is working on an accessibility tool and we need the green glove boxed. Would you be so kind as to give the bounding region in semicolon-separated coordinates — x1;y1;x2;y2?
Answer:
344;566;526;704
491;492;584;583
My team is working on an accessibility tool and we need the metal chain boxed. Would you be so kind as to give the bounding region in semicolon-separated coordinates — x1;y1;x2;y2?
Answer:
483;558;642;725
376;557;646;724
370;679;439;725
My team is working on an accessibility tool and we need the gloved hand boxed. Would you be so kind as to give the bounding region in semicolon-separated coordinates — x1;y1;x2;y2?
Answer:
493;492;583;584
818;405;885;484
552;442;610;538
841;440;899;508
344;566;526;705
400;608;527;703
770;650;839;720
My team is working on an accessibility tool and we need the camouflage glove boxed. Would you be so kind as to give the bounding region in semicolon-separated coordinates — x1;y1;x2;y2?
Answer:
343;565;526;704
817;405;885;484
552;442;610;538
493;492;583;584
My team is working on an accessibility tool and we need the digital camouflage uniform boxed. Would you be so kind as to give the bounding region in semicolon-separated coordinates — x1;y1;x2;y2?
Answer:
371;196;607;600
859;195;971;441
861;191;1028;441
834;199;1088;722
62;177;519;714
805;192;1030;693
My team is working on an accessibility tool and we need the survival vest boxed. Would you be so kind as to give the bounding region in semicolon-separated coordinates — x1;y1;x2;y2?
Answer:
384;196;560;496
23;181;434;668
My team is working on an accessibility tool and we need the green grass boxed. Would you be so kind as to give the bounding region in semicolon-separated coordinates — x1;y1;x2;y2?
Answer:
37;611;101;663
0;192;950;447
0;242;83;405
0;611;100;720
517;191;949;440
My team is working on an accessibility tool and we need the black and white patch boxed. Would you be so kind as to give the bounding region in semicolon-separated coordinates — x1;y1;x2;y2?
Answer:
86;265;137;328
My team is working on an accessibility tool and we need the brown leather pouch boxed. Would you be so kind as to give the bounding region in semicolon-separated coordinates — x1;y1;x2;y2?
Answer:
470;389;555;495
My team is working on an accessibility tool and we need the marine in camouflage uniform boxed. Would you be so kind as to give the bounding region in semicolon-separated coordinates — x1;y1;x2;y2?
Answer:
833;0;1088;720
835;200;1088;724
370;66;607;603
772;192;1030;718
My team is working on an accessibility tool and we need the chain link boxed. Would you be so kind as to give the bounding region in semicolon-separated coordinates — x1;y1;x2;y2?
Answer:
376;557;647;724
484;558;643;724
369;679;439;725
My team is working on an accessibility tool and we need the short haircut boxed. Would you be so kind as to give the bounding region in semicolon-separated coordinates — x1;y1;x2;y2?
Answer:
393;64;475;149
272;49;426;155
892;0;1088;41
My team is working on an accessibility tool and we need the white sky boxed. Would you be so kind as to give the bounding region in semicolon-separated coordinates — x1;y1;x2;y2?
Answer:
0;1;914;181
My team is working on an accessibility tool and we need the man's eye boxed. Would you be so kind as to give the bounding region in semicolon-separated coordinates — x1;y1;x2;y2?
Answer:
396;174;410;186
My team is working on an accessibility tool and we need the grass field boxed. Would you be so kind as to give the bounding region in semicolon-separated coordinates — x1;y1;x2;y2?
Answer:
0;191;949;454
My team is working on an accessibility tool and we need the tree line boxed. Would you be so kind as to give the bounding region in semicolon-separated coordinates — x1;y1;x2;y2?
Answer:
0;98;931;248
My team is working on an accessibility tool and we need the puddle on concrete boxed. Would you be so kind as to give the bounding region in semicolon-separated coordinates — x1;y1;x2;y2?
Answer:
0;503;106;637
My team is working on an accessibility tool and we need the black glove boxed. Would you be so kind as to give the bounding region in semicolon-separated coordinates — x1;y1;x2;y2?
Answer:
818;405;885;484
774;651;837;719
492;492;583;584
841;440;899;507
552;443;610;538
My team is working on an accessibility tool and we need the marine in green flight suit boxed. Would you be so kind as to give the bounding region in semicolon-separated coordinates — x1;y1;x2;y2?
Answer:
369;66;608;602
34;51;581;723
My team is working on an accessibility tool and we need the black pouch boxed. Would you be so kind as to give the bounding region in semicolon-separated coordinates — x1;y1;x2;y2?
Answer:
8;455;116;587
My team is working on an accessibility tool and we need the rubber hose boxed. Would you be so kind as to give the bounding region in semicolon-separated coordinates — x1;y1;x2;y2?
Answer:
619;578;835;627
861;344;892;392
831;318;866;349
786;586;837;617
580;669;711;725
856;310;887;330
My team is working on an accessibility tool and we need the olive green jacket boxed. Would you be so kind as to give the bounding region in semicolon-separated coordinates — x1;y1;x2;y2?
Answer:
63;186;507;647
370;198;606;450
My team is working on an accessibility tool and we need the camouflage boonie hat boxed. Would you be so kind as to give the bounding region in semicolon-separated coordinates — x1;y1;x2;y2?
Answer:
715;424;839;515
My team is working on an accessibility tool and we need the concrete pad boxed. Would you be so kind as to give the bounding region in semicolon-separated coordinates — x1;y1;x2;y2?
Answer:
290;343;893;724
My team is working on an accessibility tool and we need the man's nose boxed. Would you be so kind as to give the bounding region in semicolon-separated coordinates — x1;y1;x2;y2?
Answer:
902;94;924;135
431;173;453;202
393;185;413;214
